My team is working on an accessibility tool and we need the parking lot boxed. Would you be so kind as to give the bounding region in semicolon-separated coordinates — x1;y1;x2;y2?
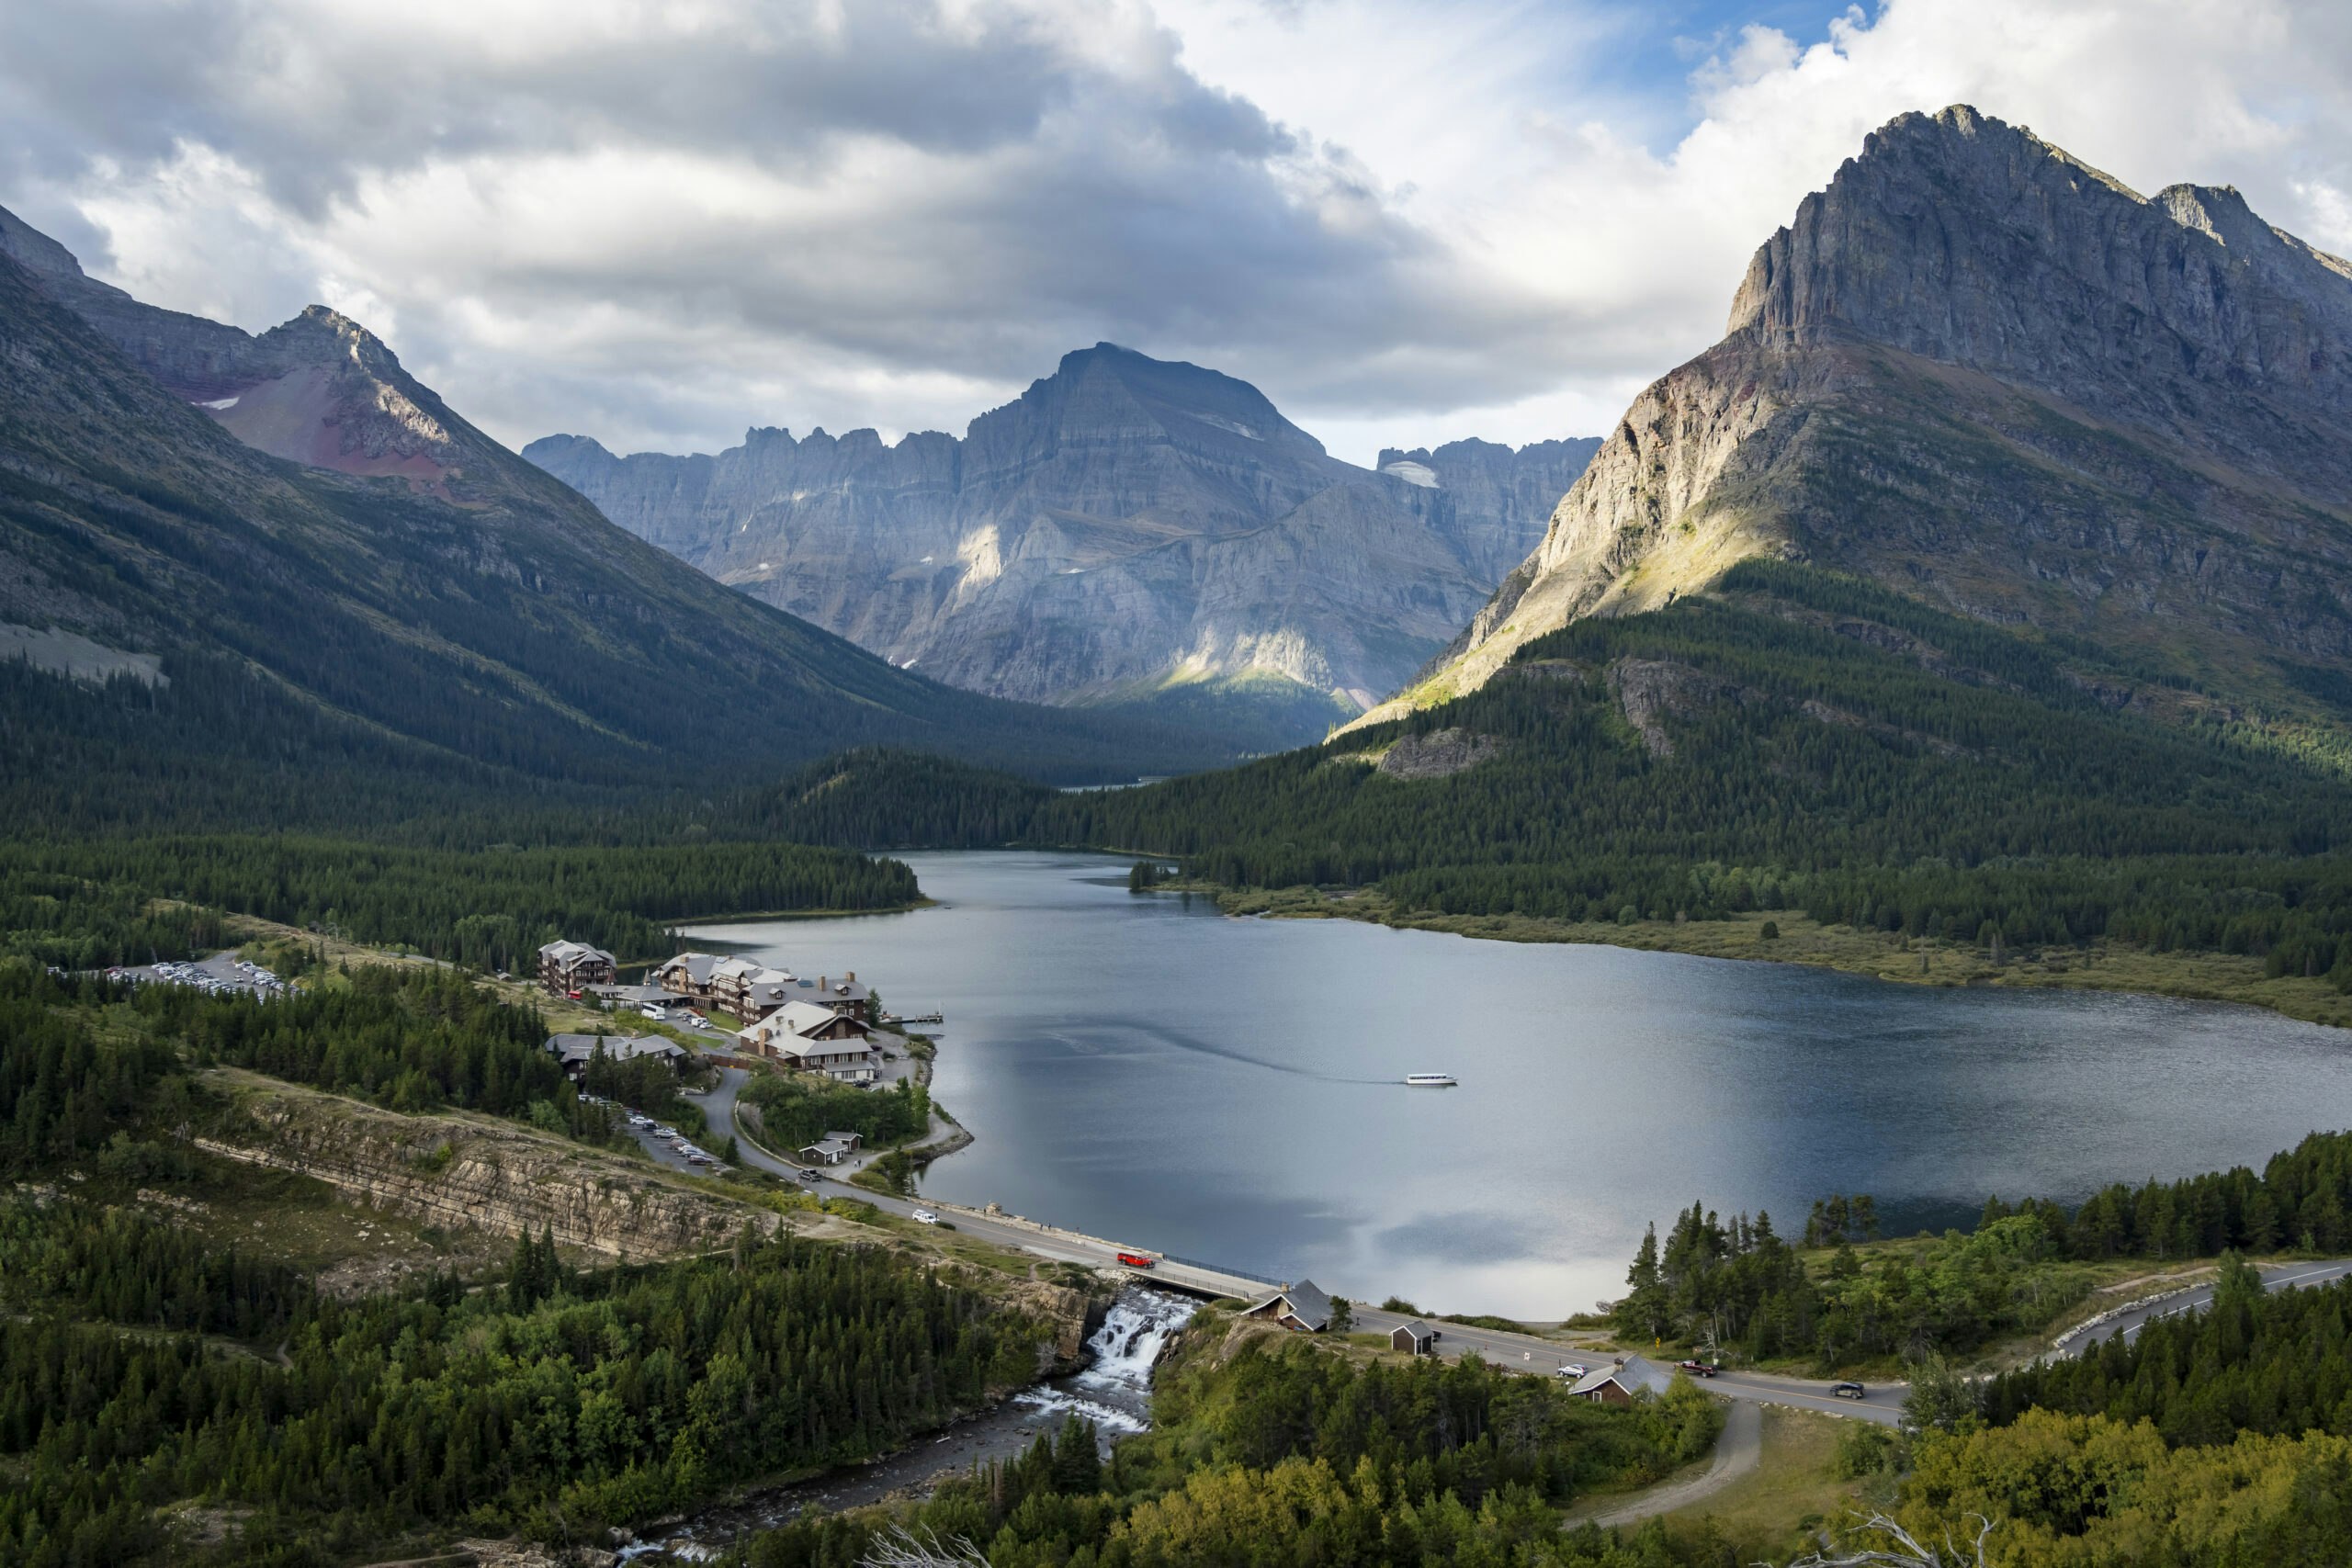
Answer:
110;951;291;999
578;1092;730;1175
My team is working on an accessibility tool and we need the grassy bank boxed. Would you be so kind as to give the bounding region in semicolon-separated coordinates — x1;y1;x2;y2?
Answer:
1201;884;2352;1029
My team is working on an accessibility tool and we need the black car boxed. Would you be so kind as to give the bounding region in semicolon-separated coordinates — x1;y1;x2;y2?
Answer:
1831;1381;1867;1400
1677;1359;1721;1378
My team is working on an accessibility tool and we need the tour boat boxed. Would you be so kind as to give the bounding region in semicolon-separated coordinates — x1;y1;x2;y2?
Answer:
1404;1073;1458;1087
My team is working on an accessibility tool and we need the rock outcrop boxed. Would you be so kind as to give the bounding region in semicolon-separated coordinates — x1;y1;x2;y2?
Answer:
528;346;1596;739
196;1072;787;1261
1375;727;1507;779
1359;106;2352;729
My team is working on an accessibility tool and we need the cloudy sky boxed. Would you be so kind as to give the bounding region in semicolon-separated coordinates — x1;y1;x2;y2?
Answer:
6;0;2352;466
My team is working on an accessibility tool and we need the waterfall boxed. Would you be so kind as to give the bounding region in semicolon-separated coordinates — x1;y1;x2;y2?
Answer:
1077;1289;1193;1395
1012;1288;1193;1433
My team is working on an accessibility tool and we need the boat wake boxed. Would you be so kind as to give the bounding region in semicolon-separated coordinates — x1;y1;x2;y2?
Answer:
1072;1019;1395;1085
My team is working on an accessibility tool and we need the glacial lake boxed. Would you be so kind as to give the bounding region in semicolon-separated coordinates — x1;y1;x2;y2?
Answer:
686;851;2352;1318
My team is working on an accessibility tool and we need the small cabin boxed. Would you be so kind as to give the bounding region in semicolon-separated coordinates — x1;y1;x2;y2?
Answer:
1390;1320;1438;1356
1566;1355;1676;1406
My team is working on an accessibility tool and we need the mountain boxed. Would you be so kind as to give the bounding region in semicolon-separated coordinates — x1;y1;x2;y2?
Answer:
812;107;2352;1018
1364;105;2352;728
0;210;1233;831
1373;437;1601;581
526;346;1593;748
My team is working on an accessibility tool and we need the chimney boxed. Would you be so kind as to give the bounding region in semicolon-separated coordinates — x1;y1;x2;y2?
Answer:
820;976;828;990
846;970;855;984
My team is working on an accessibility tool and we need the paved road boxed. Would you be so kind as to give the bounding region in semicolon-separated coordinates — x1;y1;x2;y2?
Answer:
2059;1258;2352;1357
708;1068;1272;1294
1351;1305;1906;1427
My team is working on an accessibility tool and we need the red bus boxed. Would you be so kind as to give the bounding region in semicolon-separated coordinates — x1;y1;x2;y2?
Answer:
1115;1251;1156;1269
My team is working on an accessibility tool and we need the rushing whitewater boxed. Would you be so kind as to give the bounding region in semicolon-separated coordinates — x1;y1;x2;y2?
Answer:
1015;1289;1193;1436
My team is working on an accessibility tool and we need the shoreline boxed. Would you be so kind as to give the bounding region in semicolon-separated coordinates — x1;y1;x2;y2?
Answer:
1196;883;2352;1031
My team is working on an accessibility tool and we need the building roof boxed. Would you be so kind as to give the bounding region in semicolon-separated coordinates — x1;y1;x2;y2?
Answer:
711;955;795;986
1393;1319;1435;1341
1567;1355;1675;1400
539;940;615;966
656;953;719;984
1245;1279;1334;1331
745;999;875;1043
544;1033;686;1067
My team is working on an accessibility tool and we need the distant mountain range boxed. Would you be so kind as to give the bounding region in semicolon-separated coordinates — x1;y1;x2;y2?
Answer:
0;209;1233;832
1366;104;2352;728
527;348;1595;749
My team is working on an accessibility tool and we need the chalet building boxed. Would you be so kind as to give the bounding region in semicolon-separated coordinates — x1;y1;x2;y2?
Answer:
1390;1320;1438;1356
709;957;800;1021
1566;1356;1675;1406
737;1001;882;1084
1240;1280;1333;1333
806;972;876;1024
537;940;616;995
653;953;720;1001
543;1032;686;1079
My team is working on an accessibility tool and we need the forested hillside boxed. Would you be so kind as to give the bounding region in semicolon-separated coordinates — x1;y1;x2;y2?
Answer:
783;564;2352;1002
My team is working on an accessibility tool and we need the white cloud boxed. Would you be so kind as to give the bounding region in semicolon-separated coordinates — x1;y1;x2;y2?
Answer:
4;0;2352;465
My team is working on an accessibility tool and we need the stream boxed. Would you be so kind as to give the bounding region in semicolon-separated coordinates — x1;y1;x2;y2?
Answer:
616;1289;1194;1561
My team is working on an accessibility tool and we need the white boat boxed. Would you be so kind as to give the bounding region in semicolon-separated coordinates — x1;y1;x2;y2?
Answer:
1404;1073;1457;1088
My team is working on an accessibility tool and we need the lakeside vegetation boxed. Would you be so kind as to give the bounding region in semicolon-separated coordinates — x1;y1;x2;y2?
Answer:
0;834;920;974
1608;1128;2352;1376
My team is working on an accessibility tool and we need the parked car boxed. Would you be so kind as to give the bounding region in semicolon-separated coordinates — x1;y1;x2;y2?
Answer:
1677;1359;1721;1378
911;1209;939;1224
1832;1381;1867;1400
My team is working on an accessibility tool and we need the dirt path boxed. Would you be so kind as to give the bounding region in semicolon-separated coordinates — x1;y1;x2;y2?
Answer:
1582;1398;1761;1529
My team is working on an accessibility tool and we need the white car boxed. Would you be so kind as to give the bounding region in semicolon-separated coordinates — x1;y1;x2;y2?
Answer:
1556;1363;1589;1381
911;1209;938;1224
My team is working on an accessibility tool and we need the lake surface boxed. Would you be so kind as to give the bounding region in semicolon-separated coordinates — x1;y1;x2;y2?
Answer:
687;852;2352;1318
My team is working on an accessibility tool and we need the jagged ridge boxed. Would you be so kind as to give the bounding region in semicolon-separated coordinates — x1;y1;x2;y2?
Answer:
528;345;1594;739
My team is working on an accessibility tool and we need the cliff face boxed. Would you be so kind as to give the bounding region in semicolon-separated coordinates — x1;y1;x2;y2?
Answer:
1376;437;1603;583
196;1075;786;1261
529;346;1591;732
1365;106;2352;728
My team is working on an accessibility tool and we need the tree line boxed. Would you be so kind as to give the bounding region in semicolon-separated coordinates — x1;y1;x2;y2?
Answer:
1611;1129;2352;1371
0;1198;1046;1566
0;832;918;972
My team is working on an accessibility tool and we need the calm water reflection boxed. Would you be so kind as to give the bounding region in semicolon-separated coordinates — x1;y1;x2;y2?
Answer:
686;852;2352;1318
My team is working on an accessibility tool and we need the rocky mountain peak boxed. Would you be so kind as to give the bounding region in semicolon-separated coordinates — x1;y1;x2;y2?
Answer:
1724;105;2352;425
0;204;96;282
1354;105;2352;737
0;209;479;488
530;341;1600;739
